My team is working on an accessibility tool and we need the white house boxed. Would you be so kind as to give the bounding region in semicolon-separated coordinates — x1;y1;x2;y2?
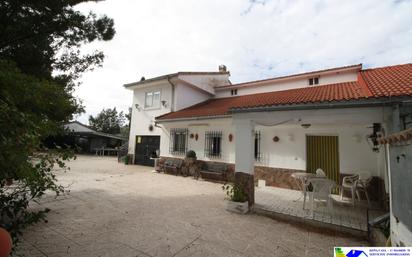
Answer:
125;63;412;245
124;67;231;166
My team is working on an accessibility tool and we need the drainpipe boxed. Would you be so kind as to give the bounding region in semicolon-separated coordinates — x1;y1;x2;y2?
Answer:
167;76;176;112
392;103;401;134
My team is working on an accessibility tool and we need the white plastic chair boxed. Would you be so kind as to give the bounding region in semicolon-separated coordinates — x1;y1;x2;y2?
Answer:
308;178;335;217
302;178;311;209
356;172;372;206
315;168;326;177
340;174;359;206
302;169;326;209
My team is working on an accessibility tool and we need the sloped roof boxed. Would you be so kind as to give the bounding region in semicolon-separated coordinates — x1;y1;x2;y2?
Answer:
64;121;126;140
379;127;412;145
124;71;230;88
156;63;412;121
360;63;412;97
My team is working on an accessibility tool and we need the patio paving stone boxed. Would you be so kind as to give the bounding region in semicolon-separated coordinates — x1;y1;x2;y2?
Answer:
14;156;368;257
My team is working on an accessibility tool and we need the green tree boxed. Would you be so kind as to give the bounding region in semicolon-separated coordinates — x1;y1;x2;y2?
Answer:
0;0;115;247
120;107;132;138
89;107;125;134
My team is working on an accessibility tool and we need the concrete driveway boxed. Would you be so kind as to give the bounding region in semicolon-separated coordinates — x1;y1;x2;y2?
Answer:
15;156;367;257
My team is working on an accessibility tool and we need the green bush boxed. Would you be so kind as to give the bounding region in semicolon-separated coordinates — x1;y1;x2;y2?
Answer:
222;182;247;202
185;150;197;159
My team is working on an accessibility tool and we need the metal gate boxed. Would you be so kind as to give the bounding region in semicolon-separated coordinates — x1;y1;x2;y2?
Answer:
306;135;340;184
135;136;160;166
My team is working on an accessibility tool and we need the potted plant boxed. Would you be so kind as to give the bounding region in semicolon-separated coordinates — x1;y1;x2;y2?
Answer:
185;150;197;164
222;182;249;214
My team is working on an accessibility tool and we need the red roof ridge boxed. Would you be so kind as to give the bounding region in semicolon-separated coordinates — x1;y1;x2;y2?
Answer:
361;63;412;72
357;72;373;97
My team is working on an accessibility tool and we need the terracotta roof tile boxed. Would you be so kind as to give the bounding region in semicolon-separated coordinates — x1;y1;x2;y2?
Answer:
157;81;366;120
360;63;412;97
157;63;412;121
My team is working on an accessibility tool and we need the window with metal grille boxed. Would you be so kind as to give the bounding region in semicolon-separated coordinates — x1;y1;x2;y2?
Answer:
254;131;261;161
205;131;222;158
169;128;188;155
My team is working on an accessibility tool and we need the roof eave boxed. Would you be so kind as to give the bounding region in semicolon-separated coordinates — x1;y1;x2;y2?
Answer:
155;114;232;123
229;96;412;114
123;71;230;89
154;96;412;123
123;74;177;89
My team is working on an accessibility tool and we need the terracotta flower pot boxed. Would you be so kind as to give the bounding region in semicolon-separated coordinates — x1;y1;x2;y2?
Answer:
0;227;12;257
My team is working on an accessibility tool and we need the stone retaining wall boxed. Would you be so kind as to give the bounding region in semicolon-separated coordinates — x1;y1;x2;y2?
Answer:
254;166;304;190
157;157;302;190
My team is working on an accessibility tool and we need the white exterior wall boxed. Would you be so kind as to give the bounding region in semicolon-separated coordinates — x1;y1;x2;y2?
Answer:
159;118;235;162
256;124;383;176
173;82;211;111
128;75;228;155
158;107;390;180
179;73;230;95
128;82;172;154
215;71;358;98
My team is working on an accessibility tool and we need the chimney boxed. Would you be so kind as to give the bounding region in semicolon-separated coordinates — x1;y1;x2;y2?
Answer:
219;64;227;73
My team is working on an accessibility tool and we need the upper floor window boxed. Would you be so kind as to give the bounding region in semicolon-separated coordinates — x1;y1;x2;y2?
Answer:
169;128;188;155
205;131;222;158
231;89;238;96
145;90;161;108
308;77;319;86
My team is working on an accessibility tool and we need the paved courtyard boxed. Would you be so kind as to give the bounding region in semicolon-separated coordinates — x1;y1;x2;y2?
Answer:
15;156;368;257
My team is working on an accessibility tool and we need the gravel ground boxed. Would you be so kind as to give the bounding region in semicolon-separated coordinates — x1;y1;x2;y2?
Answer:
14;155;367;257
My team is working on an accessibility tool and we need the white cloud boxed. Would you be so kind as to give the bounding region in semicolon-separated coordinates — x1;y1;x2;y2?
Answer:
73;0;412;123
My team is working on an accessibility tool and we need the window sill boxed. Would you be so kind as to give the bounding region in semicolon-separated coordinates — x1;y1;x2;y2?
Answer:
206;155;222;159
144;106;161;111
170;152;186;156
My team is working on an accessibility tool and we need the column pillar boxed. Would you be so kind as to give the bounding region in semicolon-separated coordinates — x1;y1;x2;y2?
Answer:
234;119;255;206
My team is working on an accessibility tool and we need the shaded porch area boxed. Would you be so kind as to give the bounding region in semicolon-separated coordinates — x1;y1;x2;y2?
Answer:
254;186;385;235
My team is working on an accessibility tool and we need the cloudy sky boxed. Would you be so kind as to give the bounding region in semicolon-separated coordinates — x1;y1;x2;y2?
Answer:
74;0;412;123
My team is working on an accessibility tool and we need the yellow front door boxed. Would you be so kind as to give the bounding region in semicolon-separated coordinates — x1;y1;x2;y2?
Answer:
306;135;340;184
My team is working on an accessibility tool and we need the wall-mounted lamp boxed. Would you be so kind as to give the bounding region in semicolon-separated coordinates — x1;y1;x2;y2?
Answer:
161;100;168;108
367;123;382;152
301;124;311;129
135;104;141;111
